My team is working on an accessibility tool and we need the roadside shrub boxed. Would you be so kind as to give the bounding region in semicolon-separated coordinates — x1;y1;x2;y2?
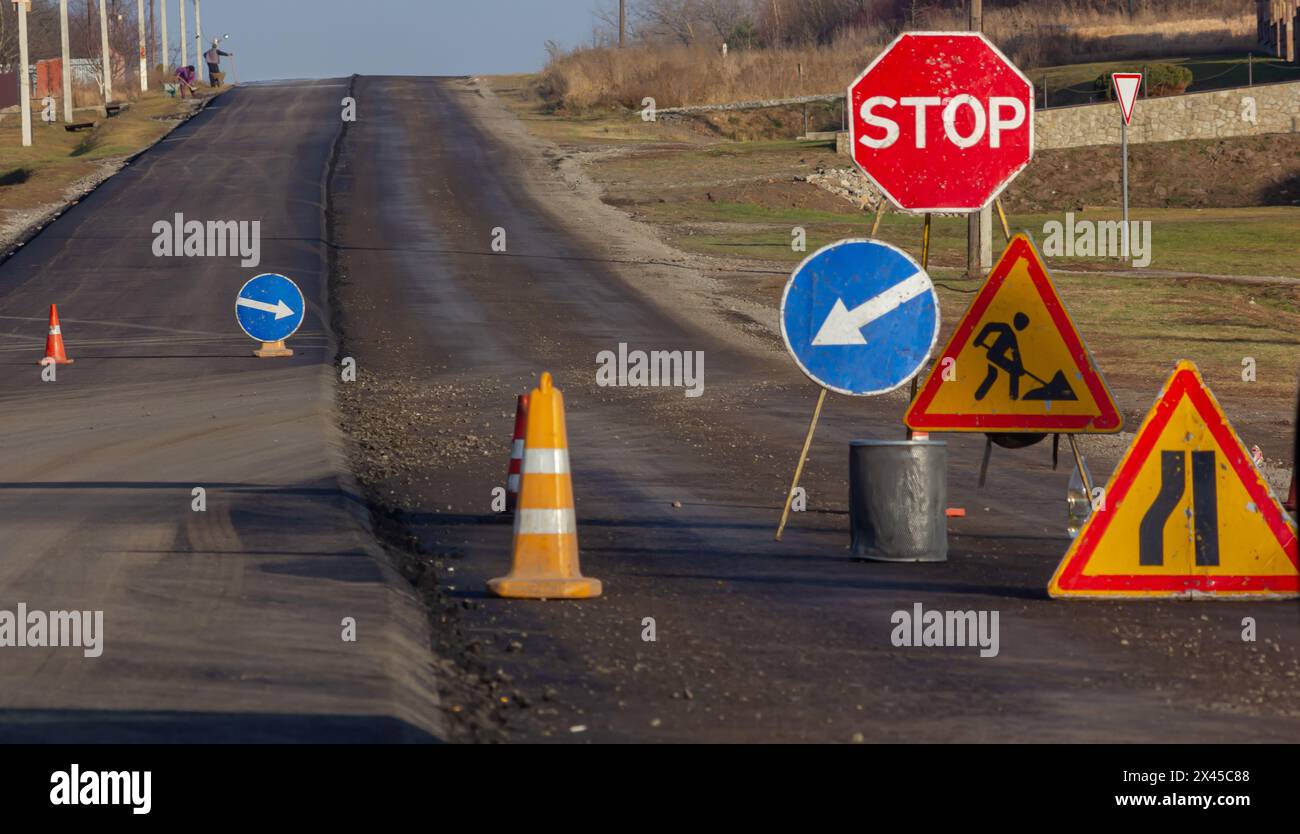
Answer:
1094;62;1193;98
1145;63;1195;95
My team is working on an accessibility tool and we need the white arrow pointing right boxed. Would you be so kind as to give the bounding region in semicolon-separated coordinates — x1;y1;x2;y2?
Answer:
811;270;931;346
237;296;295;320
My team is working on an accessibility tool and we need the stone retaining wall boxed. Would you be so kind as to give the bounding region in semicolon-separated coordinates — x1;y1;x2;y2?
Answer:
835;79;1300;154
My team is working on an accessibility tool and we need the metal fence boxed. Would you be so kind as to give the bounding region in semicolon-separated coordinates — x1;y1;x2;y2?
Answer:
1037;53;1300;109
0;72;18;110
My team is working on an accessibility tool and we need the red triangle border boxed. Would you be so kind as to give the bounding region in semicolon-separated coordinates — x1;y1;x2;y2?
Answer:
906;235;1122;432
1053;364;1299;594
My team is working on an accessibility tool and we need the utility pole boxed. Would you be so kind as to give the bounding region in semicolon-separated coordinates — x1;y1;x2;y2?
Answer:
966;0;992;277
99;0;113;103
16;0;33;147
194;0;202;66
619;0;625;48
137;0;148;90
160;0;169;72
59;0;73;122
179;0;188;68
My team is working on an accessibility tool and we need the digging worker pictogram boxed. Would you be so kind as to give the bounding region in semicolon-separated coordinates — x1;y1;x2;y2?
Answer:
974;313;1031;401
973;312;1078;403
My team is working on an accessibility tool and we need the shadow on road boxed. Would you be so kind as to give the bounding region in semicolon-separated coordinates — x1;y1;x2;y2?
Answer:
0;709;440;743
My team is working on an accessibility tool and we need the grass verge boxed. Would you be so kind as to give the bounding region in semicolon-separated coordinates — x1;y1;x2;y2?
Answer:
0;89;212;239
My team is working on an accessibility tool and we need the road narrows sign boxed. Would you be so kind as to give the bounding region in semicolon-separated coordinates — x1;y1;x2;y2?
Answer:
236;273;305;345
1050;360;1299;599
781;239;939;396
848;31;1035;213
905;235;1120;433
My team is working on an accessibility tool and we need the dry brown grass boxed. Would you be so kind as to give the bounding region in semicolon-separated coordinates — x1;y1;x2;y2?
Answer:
541;1;1256;112
539;25;891;111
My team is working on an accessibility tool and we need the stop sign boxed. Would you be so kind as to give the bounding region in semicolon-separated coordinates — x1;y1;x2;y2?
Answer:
848;32;1034;213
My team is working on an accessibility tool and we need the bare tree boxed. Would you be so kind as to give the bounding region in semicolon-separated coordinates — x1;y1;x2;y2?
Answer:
637;0;700;45
758;0;895;45
697;0;748;39
38;0;142;98
1;1;65;70
592;0;625;47
604;0;1250;53
0;2;17;72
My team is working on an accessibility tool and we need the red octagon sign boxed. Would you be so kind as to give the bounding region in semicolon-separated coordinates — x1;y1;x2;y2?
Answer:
848;32;1034;213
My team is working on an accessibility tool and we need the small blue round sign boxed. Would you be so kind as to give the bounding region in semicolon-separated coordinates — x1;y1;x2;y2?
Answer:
235;273;305;344
780;239;939;396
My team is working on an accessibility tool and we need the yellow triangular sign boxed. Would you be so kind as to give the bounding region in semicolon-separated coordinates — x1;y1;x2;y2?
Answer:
906;235;1121;433
1050;360;1298;599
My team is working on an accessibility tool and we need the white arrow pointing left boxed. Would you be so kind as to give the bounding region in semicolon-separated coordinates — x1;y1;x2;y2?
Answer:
811;270;931;346
237;297;295;320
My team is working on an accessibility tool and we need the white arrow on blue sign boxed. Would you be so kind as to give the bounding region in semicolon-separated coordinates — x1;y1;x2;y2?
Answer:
235;273;305;344
780;239;939;396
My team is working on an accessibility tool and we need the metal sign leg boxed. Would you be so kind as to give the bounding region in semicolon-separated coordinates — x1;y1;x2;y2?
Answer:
776;387;827;541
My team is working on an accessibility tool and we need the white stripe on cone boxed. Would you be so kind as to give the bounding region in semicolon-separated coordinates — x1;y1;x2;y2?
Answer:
523;447;570;475
507;473;520;492
50;326;61;335
515;508;576;535
511;439;525;457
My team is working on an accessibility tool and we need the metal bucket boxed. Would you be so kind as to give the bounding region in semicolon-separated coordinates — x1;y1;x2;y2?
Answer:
849;439;948;562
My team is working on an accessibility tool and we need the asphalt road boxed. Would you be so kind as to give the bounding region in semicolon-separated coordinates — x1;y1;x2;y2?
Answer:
333;77;1300;742
0;81;441;742
2;75;1295;744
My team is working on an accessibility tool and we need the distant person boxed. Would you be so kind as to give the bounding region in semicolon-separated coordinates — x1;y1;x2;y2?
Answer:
205;39;232;87
175;65;198;98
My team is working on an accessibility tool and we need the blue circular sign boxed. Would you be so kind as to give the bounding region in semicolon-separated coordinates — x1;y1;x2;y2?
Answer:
235;273;305;344
780;239;939;396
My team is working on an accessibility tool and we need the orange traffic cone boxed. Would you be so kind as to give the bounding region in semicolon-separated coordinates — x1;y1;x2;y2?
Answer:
505;393;529;512
488;372;601;599
38;305;74;365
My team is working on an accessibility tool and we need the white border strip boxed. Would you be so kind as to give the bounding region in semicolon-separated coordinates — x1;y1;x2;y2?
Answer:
524;448;570;475
516;509;576;535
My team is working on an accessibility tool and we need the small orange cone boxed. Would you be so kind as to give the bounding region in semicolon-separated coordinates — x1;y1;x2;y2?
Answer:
489;373;601;599
38;305;73;365
505;394;529;512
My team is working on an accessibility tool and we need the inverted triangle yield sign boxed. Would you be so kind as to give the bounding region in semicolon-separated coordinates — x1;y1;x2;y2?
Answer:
1050;361;1298;599
905;234;1121;433
1112;73;1142;125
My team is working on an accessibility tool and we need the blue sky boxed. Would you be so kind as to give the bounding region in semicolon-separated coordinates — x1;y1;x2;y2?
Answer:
178;0;598;81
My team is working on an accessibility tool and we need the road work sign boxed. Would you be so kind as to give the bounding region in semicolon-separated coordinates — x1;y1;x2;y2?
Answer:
780;239;939;396
1050;360;1298;599
848;32;1034;212
236;273;304;351
905;235;1121;433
